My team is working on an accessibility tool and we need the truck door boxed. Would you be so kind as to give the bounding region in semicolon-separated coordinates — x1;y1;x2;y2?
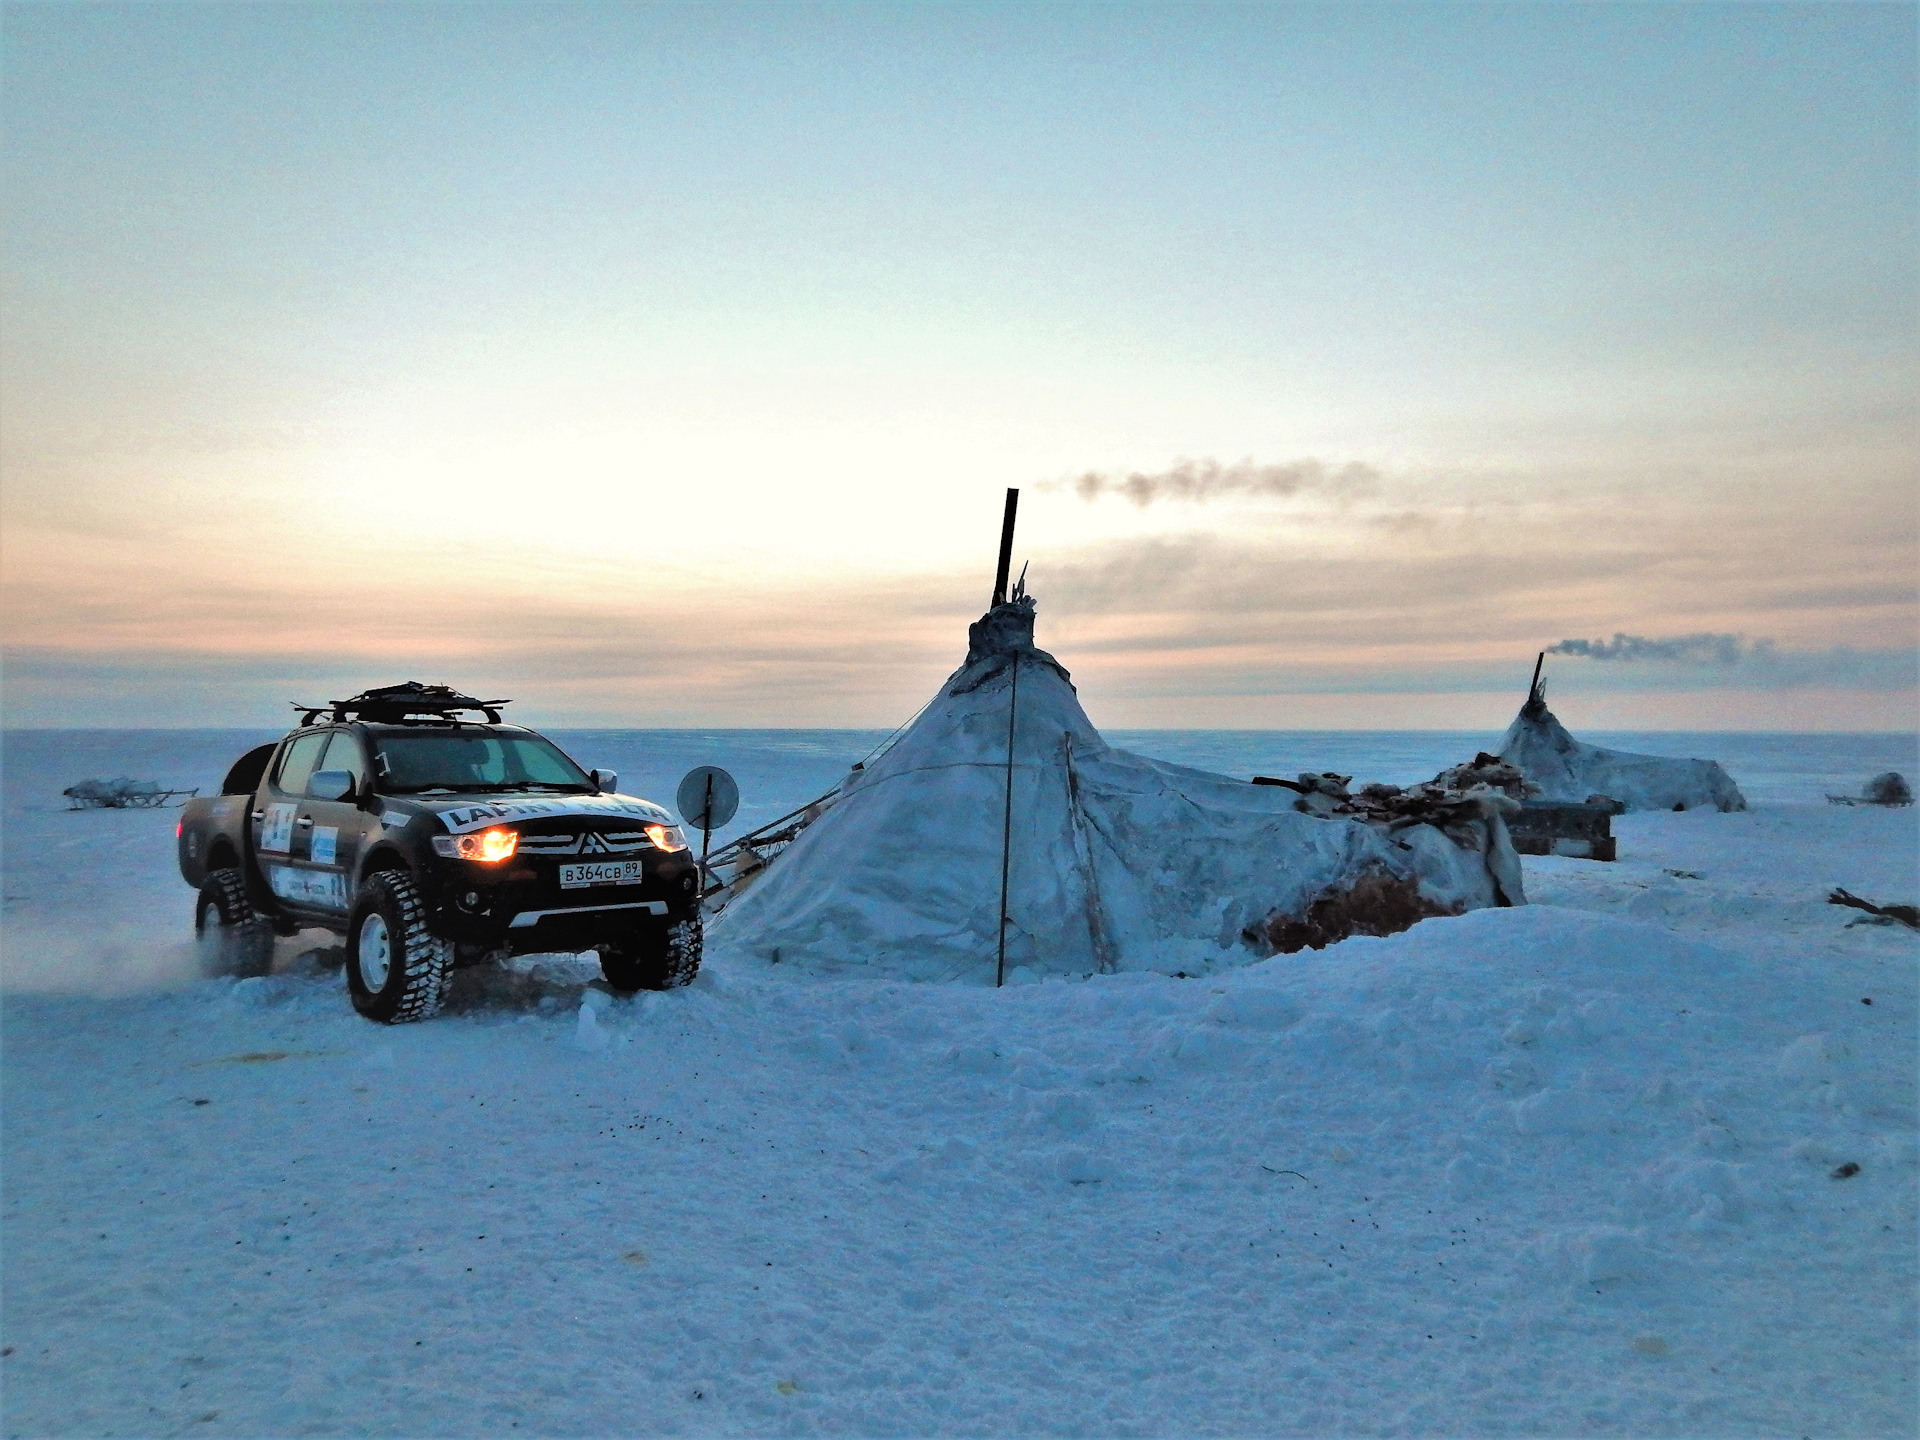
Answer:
254;728;341;917
301;729;374;910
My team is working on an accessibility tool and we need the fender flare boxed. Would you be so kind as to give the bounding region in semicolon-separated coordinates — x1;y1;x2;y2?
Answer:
355;841;415;895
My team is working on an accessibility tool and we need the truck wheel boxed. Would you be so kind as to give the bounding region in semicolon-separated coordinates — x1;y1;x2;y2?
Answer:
195;868;274;978
599;915;703;993
346;871;453;1023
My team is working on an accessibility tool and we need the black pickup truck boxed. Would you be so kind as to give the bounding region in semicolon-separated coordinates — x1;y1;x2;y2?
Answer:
177;684;702;1022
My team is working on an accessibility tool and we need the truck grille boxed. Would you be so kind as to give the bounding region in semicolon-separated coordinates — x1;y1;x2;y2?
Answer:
514;830;653;856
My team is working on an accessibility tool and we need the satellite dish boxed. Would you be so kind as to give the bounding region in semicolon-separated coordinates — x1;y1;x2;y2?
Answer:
677;765;740;832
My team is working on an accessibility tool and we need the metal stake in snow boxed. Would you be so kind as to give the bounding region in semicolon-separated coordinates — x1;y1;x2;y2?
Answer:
997;650;1020;988
701;774;713;872
992;486;1021;986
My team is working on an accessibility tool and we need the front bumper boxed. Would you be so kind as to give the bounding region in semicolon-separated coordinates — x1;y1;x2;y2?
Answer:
424;847;700;953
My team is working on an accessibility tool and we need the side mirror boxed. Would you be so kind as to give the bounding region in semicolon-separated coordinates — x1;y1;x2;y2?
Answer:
309;769;354;802
591;769;618;794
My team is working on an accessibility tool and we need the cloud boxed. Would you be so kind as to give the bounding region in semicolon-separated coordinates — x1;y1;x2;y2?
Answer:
1050;457;1382;507
1549;633;1761;665
4;437;1913;725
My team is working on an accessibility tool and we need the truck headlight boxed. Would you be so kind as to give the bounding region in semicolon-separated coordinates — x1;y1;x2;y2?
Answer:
433;827;519;863
645;824;688;852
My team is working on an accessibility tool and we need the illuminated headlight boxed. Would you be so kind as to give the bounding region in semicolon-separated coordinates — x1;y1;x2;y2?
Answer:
645;824;688;852
432;827;519;863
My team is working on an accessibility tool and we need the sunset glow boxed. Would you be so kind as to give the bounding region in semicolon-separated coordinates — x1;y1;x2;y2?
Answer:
3;4;1913;729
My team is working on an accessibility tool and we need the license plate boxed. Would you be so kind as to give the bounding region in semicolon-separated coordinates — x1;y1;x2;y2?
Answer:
560;860;645;889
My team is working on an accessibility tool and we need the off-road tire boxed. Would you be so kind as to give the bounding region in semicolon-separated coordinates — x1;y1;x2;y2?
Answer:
599;915;702;993
195;867;275;978
346;871;454;1023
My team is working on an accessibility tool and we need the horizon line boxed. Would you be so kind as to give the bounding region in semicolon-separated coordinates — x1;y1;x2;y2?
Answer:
3;724;1914;737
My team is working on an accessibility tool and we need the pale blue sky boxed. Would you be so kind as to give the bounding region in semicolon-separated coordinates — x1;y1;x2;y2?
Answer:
3;3;1914;727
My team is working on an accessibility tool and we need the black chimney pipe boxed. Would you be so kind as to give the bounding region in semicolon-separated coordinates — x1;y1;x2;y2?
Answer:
991;488;1020;608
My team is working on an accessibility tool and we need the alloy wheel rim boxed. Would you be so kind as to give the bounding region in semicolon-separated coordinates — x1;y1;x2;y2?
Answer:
359;913;392;991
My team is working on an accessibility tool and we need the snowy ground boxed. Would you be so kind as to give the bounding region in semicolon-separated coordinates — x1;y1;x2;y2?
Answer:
2;730;1915;1437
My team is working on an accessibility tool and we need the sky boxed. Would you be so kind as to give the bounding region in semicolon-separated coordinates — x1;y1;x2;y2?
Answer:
2;2;1914;731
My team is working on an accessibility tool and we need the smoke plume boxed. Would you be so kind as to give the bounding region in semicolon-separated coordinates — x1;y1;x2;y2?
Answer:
1548;633;1773;665
1057;457;1382;507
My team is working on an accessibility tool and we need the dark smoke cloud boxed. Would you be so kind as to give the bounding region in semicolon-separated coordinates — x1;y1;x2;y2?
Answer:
1548;633;1774;665
1055;457;1382;507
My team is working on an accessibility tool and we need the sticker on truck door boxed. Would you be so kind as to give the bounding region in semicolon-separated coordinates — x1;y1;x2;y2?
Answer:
268;865;346;908
309;826;338;865
259;804;296;853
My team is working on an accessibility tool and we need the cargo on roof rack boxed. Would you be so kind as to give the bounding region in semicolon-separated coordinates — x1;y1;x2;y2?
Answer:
291;682;511;726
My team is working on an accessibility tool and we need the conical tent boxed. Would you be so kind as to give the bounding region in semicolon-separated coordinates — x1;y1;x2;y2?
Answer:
711;596;1520;983
1497;674;1746;813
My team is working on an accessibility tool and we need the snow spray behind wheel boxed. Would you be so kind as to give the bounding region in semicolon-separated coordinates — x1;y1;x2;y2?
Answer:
709;594;1524;984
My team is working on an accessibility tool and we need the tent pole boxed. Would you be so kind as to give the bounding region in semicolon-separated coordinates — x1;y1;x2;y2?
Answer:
995;653;1020;987
991;489;1020;608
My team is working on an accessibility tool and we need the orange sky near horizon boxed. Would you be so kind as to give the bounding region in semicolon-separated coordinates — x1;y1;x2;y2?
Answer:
3;5;1914;730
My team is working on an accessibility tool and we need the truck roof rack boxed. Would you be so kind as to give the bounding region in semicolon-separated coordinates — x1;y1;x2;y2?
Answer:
292;683;511;726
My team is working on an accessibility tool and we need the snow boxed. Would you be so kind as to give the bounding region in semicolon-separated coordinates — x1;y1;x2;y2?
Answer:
3;727;1916;1436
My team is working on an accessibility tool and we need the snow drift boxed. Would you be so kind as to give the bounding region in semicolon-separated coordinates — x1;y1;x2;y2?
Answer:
711;596;1522;981
1499;677;1746;813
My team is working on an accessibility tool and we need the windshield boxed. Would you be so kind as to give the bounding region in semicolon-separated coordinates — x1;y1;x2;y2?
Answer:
371;732;594;795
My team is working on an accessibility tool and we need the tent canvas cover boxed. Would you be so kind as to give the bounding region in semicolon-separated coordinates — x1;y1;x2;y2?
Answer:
1498;670;1746;813
712;597;1523;983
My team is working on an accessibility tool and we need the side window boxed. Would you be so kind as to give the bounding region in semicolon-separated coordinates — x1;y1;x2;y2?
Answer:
273;731;330;796
319;731;369;790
